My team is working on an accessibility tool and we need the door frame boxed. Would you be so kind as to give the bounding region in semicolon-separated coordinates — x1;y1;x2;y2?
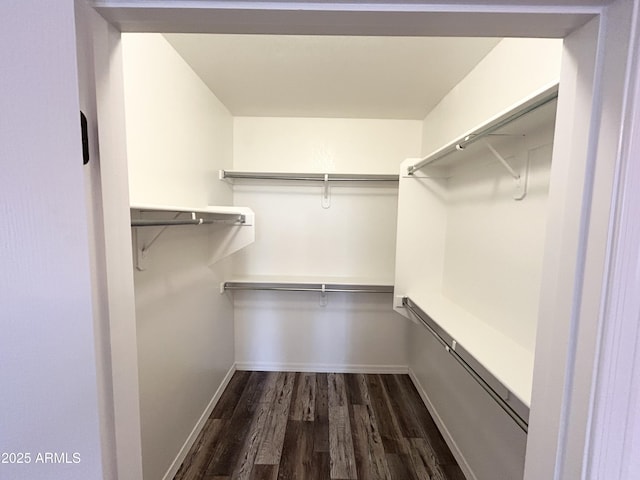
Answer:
84;1;640;479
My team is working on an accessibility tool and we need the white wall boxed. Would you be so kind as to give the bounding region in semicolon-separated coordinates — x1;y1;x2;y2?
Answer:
3;4;637;480
122;33;235;480
124;34;233;208
233;117;422;174
443;141;553;352
234;291;407;371
132;227;235;480
421;38;563;156
396;38;563;480
232;117;421;370
0;1;105;479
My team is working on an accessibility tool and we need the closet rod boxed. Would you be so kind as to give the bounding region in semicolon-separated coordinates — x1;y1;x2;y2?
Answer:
224;282;393;294
407;90;558;175
402;296;529;433
220;171;399;182
132;217;244;227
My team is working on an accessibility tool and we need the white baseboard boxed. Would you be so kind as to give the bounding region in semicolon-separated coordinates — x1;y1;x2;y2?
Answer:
235;361;408;375
162;363;237;480
408;368;476;480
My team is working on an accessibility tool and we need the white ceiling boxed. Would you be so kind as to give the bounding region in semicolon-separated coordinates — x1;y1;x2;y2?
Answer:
164;34;501;120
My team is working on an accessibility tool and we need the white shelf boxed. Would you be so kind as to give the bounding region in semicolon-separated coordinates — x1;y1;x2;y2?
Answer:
406;84;558;176
227;274;394;286
130;203;256;268
223;275;394;294
220;171;399;183
130;203;254;225
403;291;534;411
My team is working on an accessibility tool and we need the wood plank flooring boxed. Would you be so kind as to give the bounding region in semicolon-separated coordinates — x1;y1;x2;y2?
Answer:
174;372;465;480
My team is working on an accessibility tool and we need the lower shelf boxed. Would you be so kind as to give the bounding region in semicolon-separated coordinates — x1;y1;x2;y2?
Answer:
400;294;532;432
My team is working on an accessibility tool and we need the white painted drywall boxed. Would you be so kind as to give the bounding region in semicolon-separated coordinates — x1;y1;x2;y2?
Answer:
234;291;408;371
0;1;104;479
4;3;637;480
421;38;562;157
442;142;553;352
233;117;422;174
124;34;233;208
396;38;563;480
132;228;235;480
122;33;235;480
232;117;421;369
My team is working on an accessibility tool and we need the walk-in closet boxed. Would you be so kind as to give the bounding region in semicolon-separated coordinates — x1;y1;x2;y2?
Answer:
6;2;638;480
123;32;561;480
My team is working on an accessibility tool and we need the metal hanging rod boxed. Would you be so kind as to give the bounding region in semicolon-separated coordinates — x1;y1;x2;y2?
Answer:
131;215;245;227
220;170;399;183
223;281;393;294
402;296;529;433
407;89;558;175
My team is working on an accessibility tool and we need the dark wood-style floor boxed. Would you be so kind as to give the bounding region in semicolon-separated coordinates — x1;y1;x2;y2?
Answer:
173;371;465;480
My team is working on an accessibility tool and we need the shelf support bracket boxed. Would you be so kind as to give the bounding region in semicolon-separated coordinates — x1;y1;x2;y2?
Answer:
483;139;519;180
320;283;329;307
483;140;528;201
321;173;331;209
134;212;190;270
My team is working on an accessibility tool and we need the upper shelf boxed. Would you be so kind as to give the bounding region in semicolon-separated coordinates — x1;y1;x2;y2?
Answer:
130;204;256;268
219;170;399;184
406;84;559;176
225;274;395;285
220;171;399;208
130;203;255;226
222;274;394;295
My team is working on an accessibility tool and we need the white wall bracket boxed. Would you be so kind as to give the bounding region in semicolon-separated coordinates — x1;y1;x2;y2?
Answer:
393;295;405;309
321;173;331;209
134;212;185;271
320;283;329;306
483;139;528;201
131;205;255;270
